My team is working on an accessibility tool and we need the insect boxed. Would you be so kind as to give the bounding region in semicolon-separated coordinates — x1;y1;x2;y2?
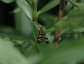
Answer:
37;27;49;44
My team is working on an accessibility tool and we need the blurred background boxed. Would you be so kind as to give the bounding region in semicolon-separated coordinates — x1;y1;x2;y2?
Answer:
0;0;59;36
1;0;84;64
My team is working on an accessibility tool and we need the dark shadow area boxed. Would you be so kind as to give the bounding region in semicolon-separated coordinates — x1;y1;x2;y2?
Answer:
0;1;16;28
77;60;84;64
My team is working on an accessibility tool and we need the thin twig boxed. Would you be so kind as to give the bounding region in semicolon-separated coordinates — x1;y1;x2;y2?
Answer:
58;0;65;21
54;0;65;48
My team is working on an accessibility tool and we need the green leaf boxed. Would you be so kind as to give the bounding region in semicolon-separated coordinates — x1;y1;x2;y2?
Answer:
19;11;32;35
39;13;57;28
56;3;84;31
41;35;84;64
0;38;42;64
65;1;73;14
16;0;32;21
38;0;60;15
1;0;14;3
26;0;32;4
15;0;33;36
0;38;29;64
81;0;84;3
14;7;32;36
0;32;39;56
65;0;79;15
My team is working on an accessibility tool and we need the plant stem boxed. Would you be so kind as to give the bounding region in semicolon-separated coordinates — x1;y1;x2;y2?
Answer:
54;0;65;47
58;0;65;21
32;23;40;52
32;0;38;22
32;0;39;52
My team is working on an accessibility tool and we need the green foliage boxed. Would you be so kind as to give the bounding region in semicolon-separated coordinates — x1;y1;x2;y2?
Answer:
16;0;32;21
1;0;14;3
0;38;29;64
38;0;60;15
41;35;84;64
56;3;84;35
1;0;84;64
39;13;57;28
